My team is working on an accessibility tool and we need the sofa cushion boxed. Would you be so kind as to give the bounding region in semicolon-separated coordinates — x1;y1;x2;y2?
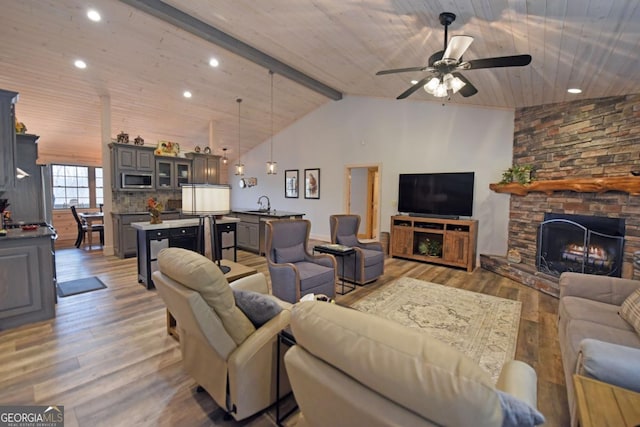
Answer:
233;289;283;327
560;296;634;332
360;248;384;266
157;248;255;345
496;390;545;427
337;234;359;247
275;243;305;264
619;288;640;335
291;301;505;426
578;339;640;393
296;262;335;292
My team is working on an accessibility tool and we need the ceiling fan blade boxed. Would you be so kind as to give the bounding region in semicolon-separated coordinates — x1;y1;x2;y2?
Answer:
462;54;532;70
376;66;427;76
443;36;474;61
397;76;432;99
451;73;478;97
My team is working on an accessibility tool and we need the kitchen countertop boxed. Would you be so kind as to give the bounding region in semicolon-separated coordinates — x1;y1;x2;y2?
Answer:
0;226;55;240
232;210;305;218
131;216;239;231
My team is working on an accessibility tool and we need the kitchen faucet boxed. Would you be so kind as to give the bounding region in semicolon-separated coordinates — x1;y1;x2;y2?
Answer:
257;195;271;212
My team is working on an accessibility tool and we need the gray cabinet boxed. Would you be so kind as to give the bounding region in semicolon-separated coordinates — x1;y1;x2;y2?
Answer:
187;153;220;184
156;158;191;190
110;143;156;191
235;214;260;253
0;89;18;192
112;212;184;258
2;134;43;223
0;232;56;329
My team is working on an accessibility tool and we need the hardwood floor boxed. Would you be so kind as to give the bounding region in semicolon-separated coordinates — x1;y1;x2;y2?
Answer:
0;247;569;426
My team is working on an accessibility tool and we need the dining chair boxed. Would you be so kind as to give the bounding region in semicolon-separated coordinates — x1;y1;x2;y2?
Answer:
70;205;104;248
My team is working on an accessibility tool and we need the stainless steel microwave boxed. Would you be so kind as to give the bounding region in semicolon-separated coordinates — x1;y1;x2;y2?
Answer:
121;172;153;189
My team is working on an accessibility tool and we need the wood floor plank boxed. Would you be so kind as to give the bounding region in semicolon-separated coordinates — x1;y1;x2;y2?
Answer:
0;247;568;426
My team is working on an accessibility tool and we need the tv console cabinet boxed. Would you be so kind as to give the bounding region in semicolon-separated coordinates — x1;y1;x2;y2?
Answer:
390;215;478;272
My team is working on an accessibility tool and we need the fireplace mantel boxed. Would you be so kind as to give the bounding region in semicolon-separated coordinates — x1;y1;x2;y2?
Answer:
489;176;640;196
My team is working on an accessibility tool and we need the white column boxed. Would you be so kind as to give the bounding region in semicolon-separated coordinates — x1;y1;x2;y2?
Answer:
100;95;114;256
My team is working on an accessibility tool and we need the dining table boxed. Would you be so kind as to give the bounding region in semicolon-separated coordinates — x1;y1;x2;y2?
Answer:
79;212;104;248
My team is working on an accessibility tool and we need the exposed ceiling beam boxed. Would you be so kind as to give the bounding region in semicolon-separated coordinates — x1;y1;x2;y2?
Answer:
118;0;343;101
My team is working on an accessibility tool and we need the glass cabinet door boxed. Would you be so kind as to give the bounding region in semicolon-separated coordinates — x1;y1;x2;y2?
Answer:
156;159;172;189
175;161;190;187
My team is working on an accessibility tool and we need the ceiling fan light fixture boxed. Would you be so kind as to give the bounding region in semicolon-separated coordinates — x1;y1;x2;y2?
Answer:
445;74;466;93
424;77;440;94
433;84;448;98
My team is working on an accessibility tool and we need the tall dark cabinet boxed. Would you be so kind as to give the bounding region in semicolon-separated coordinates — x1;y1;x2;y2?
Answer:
0;89;18;192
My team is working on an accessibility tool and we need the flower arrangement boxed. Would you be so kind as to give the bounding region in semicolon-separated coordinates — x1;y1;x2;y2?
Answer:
147;197;163;224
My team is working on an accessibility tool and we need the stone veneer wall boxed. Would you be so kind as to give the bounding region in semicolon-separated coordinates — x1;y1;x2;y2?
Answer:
509;94;640;278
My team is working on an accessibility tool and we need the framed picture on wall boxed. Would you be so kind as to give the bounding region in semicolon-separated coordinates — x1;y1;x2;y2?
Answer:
304;168;320;199
285;169;299;198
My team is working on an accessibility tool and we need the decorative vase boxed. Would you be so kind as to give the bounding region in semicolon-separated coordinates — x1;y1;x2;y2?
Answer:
150;214;162;224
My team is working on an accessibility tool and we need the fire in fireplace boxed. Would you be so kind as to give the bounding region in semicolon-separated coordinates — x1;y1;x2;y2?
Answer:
536;213;625;277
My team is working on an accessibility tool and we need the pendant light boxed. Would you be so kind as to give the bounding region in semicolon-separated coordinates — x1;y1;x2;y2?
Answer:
266;70;277;175
222;147;228;164
234;98;244;176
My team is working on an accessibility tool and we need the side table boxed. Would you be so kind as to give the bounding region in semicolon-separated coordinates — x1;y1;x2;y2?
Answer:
166;259;258;341
313;244;356;295
276;328;297;426
573;374;640;427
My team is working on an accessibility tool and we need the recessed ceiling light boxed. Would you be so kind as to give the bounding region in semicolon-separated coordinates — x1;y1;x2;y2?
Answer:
74;59;87;69
209;57;219;67
567;88;582;94
87;9;101;22
183;91;192;98
411;80;418;85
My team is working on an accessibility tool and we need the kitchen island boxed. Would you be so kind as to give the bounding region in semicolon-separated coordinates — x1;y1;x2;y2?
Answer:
0;226;57;329
132;217;239;289
230;210;305;255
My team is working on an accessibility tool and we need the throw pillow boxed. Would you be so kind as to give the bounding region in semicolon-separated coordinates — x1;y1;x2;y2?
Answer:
275;242;305;264
578;339;640;393
496;390;545;427
233;289;283;327
619;288;640;335
337;234;359;247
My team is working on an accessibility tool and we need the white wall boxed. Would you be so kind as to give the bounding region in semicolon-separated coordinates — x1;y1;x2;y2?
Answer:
350;167;368;235
229;95;513;257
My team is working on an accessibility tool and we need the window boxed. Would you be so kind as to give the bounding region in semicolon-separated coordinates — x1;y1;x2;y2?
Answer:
52;165;103;209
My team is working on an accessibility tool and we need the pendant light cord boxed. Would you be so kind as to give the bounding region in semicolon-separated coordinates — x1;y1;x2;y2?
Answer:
270;70;274;163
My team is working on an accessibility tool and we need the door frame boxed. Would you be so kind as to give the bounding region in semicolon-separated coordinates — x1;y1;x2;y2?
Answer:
344;163;381;239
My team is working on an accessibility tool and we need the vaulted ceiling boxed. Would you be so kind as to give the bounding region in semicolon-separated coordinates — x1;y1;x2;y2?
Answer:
1;0;639;161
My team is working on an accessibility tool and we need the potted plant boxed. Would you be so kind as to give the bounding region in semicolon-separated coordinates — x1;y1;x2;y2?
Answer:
500;165;535;184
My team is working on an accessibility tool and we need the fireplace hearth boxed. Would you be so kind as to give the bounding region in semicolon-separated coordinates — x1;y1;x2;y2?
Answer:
536;213;625;278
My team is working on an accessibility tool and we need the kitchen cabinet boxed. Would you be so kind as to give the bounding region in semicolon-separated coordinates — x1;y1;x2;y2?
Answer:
156;158;191;190
0;227;56;330
110;143;156;191
231;211;305;254
111;212;183;258
0;89;18;192
187;153;220;184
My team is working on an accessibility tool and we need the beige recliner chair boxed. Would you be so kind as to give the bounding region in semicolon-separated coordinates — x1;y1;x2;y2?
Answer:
285;301;544;427
152;247;292;421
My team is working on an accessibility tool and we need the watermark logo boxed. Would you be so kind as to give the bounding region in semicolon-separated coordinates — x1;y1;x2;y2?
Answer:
0;405;64;427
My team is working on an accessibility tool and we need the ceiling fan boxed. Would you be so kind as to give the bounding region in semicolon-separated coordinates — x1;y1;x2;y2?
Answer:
376;12;532;100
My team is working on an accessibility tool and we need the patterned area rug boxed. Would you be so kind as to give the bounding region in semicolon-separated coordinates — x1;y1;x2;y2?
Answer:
350;277;521;382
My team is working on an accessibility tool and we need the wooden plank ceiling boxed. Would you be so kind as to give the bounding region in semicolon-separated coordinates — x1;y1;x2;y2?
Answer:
0;0;638;159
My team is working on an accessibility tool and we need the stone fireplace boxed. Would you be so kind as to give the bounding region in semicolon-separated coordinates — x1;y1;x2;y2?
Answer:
536;213;625;278
480;94;640;297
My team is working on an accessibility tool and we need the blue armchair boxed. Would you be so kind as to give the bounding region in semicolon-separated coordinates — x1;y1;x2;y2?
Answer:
265;219;337;303
330;214;384;285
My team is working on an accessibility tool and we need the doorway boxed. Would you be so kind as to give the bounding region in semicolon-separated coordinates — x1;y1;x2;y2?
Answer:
345;165;380;239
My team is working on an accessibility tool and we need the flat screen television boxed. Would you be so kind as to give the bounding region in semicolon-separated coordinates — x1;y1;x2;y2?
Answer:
398;172;474;218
